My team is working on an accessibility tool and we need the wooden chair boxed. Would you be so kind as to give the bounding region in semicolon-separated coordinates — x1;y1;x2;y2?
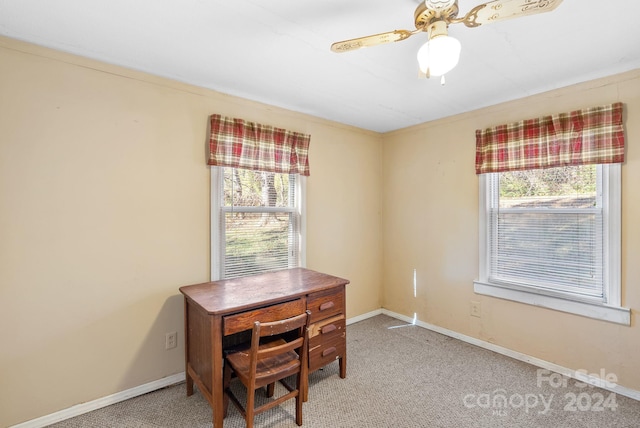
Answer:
223;310;311;428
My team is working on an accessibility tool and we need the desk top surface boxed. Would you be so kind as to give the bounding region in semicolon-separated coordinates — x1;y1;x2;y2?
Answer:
179;268;349;315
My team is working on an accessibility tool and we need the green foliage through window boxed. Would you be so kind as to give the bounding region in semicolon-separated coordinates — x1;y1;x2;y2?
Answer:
223;168;291;208
499;165;596;209
218;167;299;279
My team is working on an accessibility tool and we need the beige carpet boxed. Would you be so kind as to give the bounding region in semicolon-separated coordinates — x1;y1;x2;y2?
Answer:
51;315;640;427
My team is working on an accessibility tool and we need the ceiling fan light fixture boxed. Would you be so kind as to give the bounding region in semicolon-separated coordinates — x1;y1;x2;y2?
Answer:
417;33;461;77
331;0;564;79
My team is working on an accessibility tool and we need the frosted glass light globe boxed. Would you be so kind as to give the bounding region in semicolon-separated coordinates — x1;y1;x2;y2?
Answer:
417;35;461;77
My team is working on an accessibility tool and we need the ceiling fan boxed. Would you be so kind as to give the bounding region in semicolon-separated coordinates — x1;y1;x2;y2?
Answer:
330;0;563;81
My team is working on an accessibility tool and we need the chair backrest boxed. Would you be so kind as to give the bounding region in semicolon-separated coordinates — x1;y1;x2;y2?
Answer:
257;311;309;337
250;311;310;365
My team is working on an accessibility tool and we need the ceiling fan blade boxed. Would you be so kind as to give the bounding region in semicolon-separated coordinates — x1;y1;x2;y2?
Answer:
331;29;414;53
460;0;563;28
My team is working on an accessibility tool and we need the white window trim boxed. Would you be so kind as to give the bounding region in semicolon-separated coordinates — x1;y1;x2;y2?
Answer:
210;167;306;281
474;164;630;326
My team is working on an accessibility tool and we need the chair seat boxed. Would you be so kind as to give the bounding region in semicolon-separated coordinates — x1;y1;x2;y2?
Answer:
227;339;301;388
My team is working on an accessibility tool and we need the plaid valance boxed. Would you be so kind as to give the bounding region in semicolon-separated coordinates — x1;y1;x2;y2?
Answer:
208;114;311;176
475;102;625;174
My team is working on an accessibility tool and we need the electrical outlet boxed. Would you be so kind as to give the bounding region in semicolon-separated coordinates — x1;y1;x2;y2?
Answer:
165;331;177;350
470;301;481;318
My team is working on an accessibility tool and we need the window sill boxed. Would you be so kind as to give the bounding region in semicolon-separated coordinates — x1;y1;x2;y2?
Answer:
473;281;631;326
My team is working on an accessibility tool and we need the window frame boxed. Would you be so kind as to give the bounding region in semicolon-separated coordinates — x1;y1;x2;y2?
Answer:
474;163;630;325
210;166;306;281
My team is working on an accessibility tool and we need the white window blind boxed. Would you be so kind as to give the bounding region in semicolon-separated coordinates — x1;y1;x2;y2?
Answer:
212;167;303;280
487;165;603;300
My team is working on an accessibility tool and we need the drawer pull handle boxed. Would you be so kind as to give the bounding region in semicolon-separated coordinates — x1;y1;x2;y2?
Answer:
319;301;335;311
322;346;337;357
321;324;337;334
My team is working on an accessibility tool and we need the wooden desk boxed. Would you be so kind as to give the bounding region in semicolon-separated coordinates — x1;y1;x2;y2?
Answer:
179;268;349;428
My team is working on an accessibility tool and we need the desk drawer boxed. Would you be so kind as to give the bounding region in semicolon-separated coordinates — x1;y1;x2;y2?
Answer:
309;315;345;346
223;299;305;336
309;335;345;372
307;286;344;323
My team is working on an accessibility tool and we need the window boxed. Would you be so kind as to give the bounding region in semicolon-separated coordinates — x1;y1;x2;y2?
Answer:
206;113;310;280
475;164;629;325
211;167;305;280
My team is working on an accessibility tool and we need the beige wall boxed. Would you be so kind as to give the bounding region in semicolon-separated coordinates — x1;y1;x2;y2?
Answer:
382;70;640;393
0;37;382;426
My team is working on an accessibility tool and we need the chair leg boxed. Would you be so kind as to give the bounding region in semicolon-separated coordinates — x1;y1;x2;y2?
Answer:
246;387;255;428
266;382;275;398
295;374;303;426
223;363;233;418
301;372;308;402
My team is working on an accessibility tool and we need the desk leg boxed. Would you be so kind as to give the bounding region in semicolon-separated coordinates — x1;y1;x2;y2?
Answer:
212;316;224;428
186;373;194;396
339;324;347;378
184;298;194;396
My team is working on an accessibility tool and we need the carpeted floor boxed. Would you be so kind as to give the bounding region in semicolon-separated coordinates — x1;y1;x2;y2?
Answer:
50;315;640;427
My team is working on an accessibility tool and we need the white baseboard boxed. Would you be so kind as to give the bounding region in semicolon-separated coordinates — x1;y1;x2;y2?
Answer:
11;373;186;428
14;309;639;427
346;308;382;325
379;308;640;402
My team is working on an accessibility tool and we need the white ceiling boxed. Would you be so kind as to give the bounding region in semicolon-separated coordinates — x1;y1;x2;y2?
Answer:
1;0;639;133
